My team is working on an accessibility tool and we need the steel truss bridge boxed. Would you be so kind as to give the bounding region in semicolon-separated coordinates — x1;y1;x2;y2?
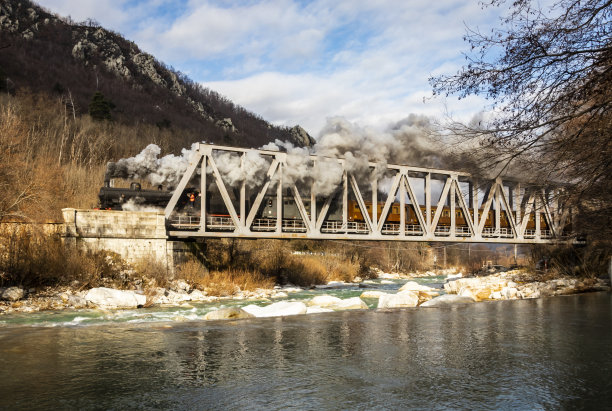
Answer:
165;144;572;244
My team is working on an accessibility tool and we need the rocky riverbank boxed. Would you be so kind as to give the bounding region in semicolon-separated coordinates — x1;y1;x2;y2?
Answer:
1;269;610;319
443;270;611;301
0;280;299;314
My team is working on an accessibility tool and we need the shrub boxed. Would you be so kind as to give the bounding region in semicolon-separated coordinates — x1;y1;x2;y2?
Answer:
88;91;112;121
0;225;127;288
132;256;169;288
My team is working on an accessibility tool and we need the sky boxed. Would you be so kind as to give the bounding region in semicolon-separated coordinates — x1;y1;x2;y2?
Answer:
36;0;503;137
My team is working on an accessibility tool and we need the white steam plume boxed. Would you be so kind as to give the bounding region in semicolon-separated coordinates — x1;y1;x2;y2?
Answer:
106;114;445;198
106;143;198;188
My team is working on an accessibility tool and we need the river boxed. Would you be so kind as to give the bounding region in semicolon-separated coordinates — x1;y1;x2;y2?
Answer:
0;288;611;410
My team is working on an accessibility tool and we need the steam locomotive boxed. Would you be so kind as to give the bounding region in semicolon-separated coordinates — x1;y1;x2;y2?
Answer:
99;183;547;233
98;183;175;210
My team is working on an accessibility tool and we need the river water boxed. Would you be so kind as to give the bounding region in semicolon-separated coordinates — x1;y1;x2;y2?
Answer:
0;288;611;410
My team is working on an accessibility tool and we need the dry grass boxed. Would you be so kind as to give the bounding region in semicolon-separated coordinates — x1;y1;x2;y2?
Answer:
282;255;328;286
132;257;169;288
175;258;274;296
0;225;128;288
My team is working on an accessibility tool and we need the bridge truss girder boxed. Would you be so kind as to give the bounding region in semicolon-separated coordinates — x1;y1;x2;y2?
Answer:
164;143;571;244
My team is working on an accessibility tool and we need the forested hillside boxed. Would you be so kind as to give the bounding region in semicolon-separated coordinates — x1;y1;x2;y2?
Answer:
0;0;314;151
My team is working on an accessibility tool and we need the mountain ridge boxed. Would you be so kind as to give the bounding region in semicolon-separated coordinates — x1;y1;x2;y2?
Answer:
0;0;315;151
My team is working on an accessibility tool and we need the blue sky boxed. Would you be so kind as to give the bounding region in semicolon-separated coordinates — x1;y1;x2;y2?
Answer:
37;0;502;136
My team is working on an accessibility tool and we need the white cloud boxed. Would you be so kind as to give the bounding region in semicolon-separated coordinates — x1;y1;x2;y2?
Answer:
36;0;501;138
199;0;498;135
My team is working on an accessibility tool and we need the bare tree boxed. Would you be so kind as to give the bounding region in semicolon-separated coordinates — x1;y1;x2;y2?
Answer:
430;0;611;239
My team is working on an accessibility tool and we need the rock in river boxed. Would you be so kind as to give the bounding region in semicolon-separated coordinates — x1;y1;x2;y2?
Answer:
84;287;146;309
204;307;254;320
360;290;389;299
309;296;368;310
333;297;368;310
420;294;476;307
242;301;308;317
377;291;419;309
398;281;436;292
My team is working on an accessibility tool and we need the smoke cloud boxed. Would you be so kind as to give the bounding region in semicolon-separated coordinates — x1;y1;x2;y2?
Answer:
106;143;198;188
105;114;447;198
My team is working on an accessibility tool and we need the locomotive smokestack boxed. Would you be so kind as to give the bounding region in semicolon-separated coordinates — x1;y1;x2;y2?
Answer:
104;162;115;187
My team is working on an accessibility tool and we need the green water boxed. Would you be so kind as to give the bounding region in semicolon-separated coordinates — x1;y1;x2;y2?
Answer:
0;276;446;327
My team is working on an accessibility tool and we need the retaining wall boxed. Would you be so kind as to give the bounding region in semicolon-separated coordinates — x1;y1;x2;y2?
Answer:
62;208;190;273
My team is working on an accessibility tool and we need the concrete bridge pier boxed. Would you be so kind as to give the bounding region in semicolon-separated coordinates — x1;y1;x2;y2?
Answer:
62;209;196;275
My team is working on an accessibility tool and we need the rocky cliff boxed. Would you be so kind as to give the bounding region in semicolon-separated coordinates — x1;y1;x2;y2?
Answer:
0;0;315;149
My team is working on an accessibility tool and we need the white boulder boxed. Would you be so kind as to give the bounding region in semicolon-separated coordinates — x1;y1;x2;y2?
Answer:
242;301;307;317
309;296;368;310
84;287;146;309
399;281;436;292
501;287;518;299
333;297;368;310
378;291;419;309
2;287;25;301
271;291;289;299
360;290;389;299
204;307;254;320
171;280;190;293
188;289;207;301
420;294;476;307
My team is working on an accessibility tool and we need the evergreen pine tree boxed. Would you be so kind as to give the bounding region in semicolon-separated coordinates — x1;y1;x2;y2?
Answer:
89;91;112;121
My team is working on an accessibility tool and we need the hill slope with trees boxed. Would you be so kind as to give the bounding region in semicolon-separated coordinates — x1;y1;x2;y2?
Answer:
0;0;314;151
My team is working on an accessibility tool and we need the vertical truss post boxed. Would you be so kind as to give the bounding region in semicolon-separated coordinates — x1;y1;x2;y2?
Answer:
495;180;502;235
425;173;431;233
472;180;479;239
535;195;541;239
310;177;317;233
276;160;283;233
342;168;348;230
450;174;456;237
240;153;246;228
399;171;406;236
514;183;522;231
371;173;378;230
199;154;207;233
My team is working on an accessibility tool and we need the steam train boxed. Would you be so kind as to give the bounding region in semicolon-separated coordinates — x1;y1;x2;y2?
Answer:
260;196;547;231
99;183;548;233
98;183;174;209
